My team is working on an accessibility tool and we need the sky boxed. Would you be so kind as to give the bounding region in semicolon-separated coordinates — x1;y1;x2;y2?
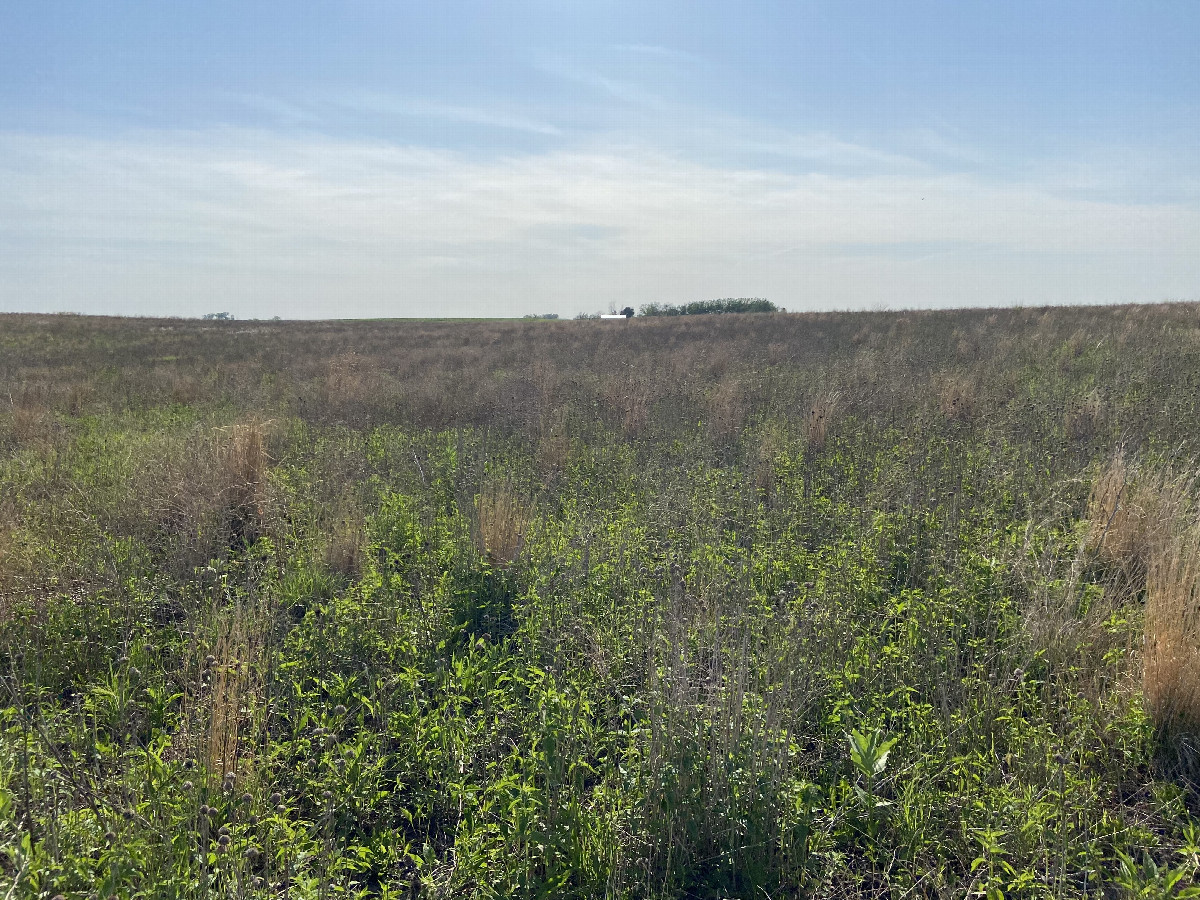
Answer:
1;1;1198;319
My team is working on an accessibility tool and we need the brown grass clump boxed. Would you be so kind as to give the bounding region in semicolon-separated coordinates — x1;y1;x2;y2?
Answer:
937;376;976;422
1066;391;1106;442
1143;524;1200;734
705;380;747;444
324;503;365;578
64;379;94;417
1087;456;1200;736
535;409;571;480
9;399;51;446
474;479;531;567
223;418;273;542
1087;454;1189;575
601;377;652;439
193;597;272;784
170;373;203;406
204;633;249;781
145;432;228;571
751;425;786;497
141;419;276;572
804;390;840;454
0;500;20;595
1087;452;1131;556
169;594;271;781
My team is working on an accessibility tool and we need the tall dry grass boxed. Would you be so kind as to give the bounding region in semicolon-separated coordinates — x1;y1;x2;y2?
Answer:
1086;454;1190;577
474;479;532;567
1086;456;1200;737
705;380;747;444
9;399;51;446
223;418;272;532
139;417;276;574
804;390;840;454
937;375;976;422
0;498;20;601
750;425;786;497
535;409;571;480
1066;390;1106;442
1144;524;1200;734
323;500;365;578
181;597;271;785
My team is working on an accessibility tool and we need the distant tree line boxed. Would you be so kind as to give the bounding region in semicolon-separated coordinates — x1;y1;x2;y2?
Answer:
638;298;778;316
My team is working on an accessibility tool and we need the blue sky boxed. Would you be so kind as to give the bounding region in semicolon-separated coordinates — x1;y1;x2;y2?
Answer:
2;1;1198;318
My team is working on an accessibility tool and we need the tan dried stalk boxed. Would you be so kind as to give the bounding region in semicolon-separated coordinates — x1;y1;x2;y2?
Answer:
1087;454;1189;576
705;380;747;443
752;426;786;496
324;503;365;578
193;598;269;784
10;401;49;445
220;418;274;546
475;479;531;567
804;390;840;454
1144;524;1200;732
937;376;975;422
536;410;571;479
1066;390;1106;441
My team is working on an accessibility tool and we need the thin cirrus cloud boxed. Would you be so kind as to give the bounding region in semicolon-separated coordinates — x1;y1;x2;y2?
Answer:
1;127;1197;319
321;93;564;138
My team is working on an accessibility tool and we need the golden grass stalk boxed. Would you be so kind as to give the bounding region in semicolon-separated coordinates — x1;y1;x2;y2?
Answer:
205;631;248;781
10;400;49;446
535;410;571;479
1144;523;1200;732
937;376;975;422
1087;454;1189;575
324;504;365;578
0;502;19;603
222;418;273;541
705;380;747;443
191;597;270;784
1087;451;1130;553
751;425;786;496
804;390;840;454
474;479;531;567
1066;390;1106;441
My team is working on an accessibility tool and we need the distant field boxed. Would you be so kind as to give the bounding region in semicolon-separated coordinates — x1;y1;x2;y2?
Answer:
4;303;1200;897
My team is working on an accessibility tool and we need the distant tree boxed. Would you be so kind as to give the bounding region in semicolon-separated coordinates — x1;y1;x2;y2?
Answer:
203;312;233;320
638;298;777;317
620;307;635;318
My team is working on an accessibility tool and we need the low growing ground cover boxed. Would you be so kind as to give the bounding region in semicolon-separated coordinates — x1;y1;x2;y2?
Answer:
3;303;1200;897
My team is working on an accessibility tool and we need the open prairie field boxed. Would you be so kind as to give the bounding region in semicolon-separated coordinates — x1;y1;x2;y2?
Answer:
6;303;1200;898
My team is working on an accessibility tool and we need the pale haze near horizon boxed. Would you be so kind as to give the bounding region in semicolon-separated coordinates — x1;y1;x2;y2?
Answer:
1;2;1198;319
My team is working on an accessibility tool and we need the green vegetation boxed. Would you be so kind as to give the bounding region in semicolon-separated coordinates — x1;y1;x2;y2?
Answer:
639;297;778;316
3;303;1200;897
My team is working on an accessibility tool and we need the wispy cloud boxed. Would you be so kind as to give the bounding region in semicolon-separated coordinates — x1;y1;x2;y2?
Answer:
325;92;563;136
219;91;565;137
612;43;702;65
1;129;1197;317
220;93;323;128
536;58;666;109
728;130;931;174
